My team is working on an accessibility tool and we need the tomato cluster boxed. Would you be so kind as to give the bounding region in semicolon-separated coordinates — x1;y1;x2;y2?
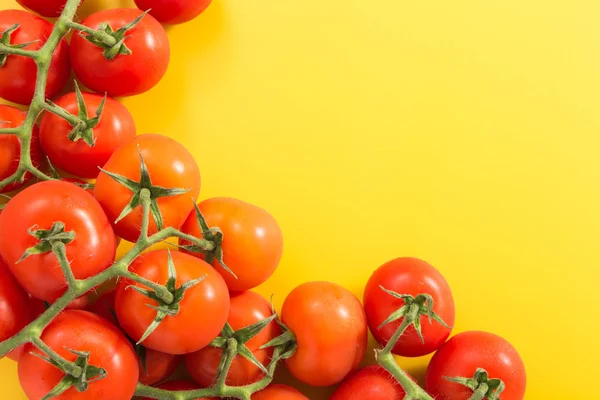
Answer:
0;1;526;400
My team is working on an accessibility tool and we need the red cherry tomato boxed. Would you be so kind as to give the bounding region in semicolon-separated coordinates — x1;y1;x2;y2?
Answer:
0;104;42;193
40;91;136;179
70;9;169;97
281;281;368;387
185;291;280;387
252;384;308;400
0;181;117;302
330;365;407;400
426;331;526;400
0;259;33;350
115;250;230;354
94;134;201;243
18;310;139;400
16;0;82;18
134;0;212;25
139;348;180;386
139;380;215;400
180;197;283;291
6;296;46;361
363;257;455;357
0;10;70;105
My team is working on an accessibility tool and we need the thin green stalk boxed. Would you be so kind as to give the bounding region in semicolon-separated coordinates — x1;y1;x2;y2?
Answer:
51;242;79;289
64;21;117;47
0;43;37;58
31;337;82;378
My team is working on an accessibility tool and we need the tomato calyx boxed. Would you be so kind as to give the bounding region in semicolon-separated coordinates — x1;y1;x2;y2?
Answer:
31;347;107;400
0;24;38;67
16;221;75;263
378;286;452;344
100;151;190;231
46;82;106;147
445;368;506;400
259;307;297;361
127;250;207;345
180;202;237;279
209;315;278;381
78;11;149;60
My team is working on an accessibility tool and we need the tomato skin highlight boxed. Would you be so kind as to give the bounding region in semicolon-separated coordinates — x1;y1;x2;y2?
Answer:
0;104;42;193
39;91;136;179
363;257;455;357
115;250;230;355
18;310;139;400
426;331;526;400
94;134;201;243
16;0;81;18
185;291;280;387
282;281;368;387
252;384;308;400
134;0;213;25
139;380;216;400
180;197;283;291
139;348;180;385
330;365;406;400
70;8;170;97
0;10;70;105
0;181;117;302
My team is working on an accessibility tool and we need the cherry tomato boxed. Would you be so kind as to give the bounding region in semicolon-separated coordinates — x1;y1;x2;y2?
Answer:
185;291;280;387
16;0;82;18
0;10;70;105
0;259;32;350
180;197;283;291
363;257;455;357
0;180;117;302
330;365;407;400
6;295;46;361
70;9;169;97
0;104;42;194
426;331;526;400
18;310;139;400
252;384;308;400
139;348;180;385
94;134;201;243
139;380;215;400
134;0;213;25
281;281;368;387
115;250;230;354
40;91;136;179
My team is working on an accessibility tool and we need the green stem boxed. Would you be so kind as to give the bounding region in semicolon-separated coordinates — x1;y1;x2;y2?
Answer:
65;21;118;47
41;101;82;126
51;242;79;289
0;43;38;58
0;127;18;134
121;270;175;305
469;383;489;400
30;337;82;378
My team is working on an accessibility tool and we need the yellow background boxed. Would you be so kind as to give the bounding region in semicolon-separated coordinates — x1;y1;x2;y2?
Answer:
1;0;598;398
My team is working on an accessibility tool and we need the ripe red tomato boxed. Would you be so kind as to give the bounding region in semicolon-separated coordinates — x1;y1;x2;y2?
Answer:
139;348;180;385
185;291;280;387
139;380;215;400
363;257;455;357
39;91;136;179
0;10;70;105
281;281;368;387
16;0;81;18
18;310;139;400
0;259;33;348
330;365;407;400
115;250;230;354
426;331;526;400
134;0;213;25
0;105;42;193
94;134;200;243
0;180;117;302
6;295;46;361
252;384;308;400
180;197;283;291
70;8;169;97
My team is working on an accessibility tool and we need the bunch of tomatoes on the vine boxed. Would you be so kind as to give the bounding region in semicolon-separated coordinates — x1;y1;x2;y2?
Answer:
0;0;526;399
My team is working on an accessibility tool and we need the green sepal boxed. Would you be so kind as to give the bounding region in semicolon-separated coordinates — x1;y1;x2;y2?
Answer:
378;286;453;344
17;222;76;263
0;194;11;210
65;82;105;147
80;11;149;61
445;368;506;400
100;149;190;230
0;24;39;67
135;344;148;375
